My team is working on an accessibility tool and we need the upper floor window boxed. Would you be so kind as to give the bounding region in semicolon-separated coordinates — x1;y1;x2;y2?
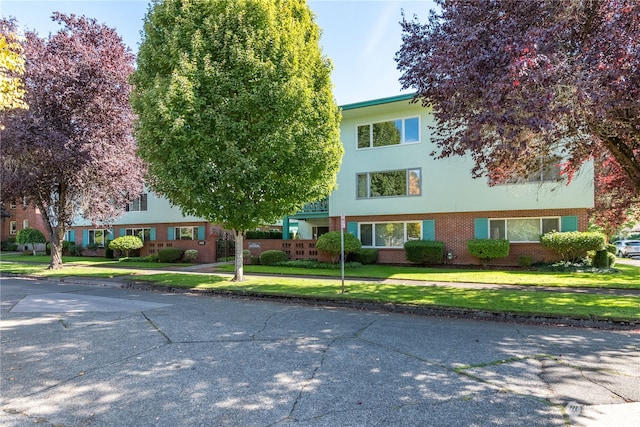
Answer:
489;217;560;242
505;158;563;184
357;168;421;198
357;117;420;149
126;193;148;212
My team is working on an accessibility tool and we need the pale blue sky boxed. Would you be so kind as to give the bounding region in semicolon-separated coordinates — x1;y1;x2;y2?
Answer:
0;0;436;105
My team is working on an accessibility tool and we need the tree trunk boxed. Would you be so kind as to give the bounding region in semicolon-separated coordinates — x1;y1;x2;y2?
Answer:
48;226;65;270
233;230;245;282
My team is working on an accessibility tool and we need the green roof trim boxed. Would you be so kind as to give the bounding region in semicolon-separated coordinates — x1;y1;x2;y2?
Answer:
340;93;416;110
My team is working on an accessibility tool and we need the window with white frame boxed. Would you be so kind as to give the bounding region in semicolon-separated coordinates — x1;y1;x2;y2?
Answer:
357;169;421;198
489;217;560;242
506;157;563;184
22;219;29;229
175;226;198;240
63;230;72;242
357;116;420;149
88;229;108;247
359;221;421;248
10;221;17;235
126;228;151;241
126;193;148;212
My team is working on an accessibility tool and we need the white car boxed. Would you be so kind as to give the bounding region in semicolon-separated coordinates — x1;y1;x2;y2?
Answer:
612;240;640;258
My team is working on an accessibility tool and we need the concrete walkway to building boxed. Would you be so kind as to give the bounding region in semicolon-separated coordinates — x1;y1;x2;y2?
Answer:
1;276;639;427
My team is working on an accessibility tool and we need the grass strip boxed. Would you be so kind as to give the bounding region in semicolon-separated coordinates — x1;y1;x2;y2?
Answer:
134;272;640;322
216;263;640;289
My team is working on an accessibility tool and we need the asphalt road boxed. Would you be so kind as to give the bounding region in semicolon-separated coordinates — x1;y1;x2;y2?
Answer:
1;277;639;427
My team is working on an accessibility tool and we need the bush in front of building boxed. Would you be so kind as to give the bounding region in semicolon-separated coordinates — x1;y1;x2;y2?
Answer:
109;235;144;258
1;237;18;251
157;247;184;263
404;240;445;264
183;249;198;263
349;248;378;265
467;239;510;264
16;227;46;255
260;250;288;265
540;231;606;263
316;231;362;263
245;230;283;239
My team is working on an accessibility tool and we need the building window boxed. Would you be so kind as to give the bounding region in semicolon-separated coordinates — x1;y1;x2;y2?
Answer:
357;169;421;198
489;217;560;242
506;158;563;184
9;203;16;210
126;228;151;241
359;221;421;248
64;230;72;242
22;219;29;229
175;226;197;240
126;194;148;212
357;116;420;149
10;221;17;235
88;229;108;247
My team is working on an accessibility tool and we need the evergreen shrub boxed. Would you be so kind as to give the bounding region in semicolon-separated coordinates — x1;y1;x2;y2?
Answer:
260;250;288;265
404;240;445;264
467;239;510;262
540;231;605;263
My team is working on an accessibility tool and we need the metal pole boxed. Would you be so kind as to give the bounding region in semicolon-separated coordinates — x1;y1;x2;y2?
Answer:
341;213;345;294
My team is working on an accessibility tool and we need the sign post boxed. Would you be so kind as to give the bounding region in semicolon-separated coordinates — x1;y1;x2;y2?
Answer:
340;213;345;294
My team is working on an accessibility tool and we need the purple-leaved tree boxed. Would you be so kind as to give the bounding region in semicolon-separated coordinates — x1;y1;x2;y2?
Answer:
396;0;640;204
0;13;145;269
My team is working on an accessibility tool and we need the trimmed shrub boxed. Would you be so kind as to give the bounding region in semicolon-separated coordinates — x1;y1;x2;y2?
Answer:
592;249;609;268
316;231;362;263
109;235;144;258
518;255;533;269
540;231;606;263
349;248;378;265
16;227;46;255
246;230;283;239
158;247;184;263
68;244;83;256
260;250;288;265
1;238;18;251
404;240;445;264
467;239;510;263
183;249;198;263
607;252;616;267
605;243;616;254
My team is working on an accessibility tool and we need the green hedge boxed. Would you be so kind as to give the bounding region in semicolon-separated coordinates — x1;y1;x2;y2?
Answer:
349;248;378;265
540;231;606;263
467;239;510;262
158;247;184;263
260;250;288;265
404;240;445;264
246;230;283;239
109;236;144;257
316;231;362;263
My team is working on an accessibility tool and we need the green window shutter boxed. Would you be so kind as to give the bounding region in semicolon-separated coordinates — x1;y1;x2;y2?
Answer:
197;226;205;240
119;228;125;237
422;220;435;241
149;228;156;241
82;229;89;246
167;227;175;240
474;218;489;239
561;216;578;232
68;230;75;243
346;222;358;236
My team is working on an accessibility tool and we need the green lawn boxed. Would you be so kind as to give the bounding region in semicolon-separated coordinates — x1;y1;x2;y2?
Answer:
2;255;639;322
217;263;640;289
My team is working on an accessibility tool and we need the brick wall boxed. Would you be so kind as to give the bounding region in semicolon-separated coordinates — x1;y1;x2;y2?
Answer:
330;208;589;266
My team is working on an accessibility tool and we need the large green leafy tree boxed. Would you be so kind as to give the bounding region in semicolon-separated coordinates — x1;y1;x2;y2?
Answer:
132;0;343;281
